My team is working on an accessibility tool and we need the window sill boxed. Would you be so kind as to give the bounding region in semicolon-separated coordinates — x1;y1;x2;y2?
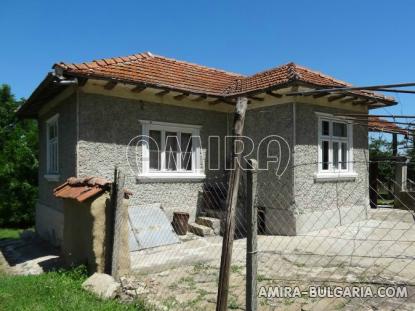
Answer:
44;174;60;182
314;172;358;182
136;173;206;183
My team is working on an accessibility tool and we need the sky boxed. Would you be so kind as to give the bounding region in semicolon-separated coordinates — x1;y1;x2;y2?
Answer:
1;0;414;117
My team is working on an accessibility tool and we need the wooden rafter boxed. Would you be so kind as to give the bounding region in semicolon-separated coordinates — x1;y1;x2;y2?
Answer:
174;93;190;100
209;98;235;106
192;95;208;102
328;94;347;102
131;85;147;93
352;99;371;105
313;92;329;99
78;77;88;87
155;90;170;97
104;81;117;90
340;97;357;104
266;91;282;98
248;96;264;102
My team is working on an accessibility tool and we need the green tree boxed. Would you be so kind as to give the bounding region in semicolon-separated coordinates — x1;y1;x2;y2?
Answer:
369;136;395;181
0;84;38;227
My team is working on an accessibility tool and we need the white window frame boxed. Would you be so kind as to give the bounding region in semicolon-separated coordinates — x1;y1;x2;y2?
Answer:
315;113;357;181
138;120;205;182
45;114;60;181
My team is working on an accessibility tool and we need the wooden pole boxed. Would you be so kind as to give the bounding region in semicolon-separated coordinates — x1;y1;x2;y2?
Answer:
392;133;398;156
216;97;248;311
105;167;117;274
369;161;378;209
111;168;125;280
246;159;258;311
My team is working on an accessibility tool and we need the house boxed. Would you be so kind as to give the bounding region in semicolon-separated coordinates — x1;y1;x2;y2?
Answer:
18;52;396;245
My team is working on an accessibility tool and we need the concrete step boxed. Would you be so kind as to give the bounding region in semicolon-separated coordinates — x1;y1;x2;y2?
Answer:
188;222;214;237
196;217;221;235
201;208;226;220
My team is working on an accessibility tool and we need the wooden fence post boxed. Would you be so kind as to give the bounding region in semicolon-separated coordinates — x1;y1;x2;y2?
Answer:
369;161;378;208
107;167;126;280
216;97;248;311
246;159;258;311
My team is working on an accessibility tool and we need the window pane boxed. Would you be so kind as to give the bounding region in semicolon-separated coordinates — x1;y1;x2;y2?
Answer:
49;123;57;140
333;122;347;137
322;141;329;170
341;142;348;170
333;142;339;170
181;133;192;171
165;132;178;171
322;121;329;136
149;130;161;170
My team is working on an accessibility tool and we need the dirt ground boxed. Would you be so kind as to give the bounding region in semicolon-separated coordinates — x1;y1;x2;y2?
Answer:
131;208;415;310
1;208;414;310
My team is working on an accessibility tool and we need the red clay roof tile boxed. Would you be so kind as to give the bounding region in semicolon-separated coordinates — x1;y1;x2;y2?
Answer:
368;116;408;135
53;176;112;203
53;52;395;105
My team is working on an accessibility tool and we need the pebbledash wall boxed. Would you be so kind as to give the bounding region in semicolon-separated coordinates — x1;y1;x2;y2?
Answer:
245;102;369;235
292;103;369;234
36;90;370;244
77;92;230;222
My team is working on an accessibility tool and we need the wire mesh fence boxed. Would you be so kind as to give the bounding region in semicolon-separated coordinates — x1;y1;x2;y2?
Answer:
120;159;415;311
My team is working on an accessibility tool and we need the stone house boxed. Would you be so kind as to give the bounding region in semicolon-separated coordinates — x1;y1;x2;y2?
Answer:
18;52;396;245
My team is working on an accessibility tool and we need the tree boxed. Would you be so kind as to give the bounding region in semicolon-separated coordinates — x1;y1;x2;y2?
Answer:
0;84;38;227
369;136;394;180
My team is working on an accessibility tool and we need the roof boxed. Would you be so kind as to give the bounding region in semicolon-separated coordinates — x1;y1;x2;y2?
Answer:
55;52;243;96
53;177;112;203
19;52;397;117
368;116;408;135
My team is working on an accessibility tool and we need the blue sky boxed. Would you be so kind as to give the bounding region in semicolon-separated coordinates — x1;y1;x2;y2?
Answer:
1;0;414;116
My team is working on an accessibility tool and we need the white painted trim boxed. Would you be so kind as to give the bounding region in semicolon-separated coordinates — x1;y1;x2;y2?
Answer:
44;174;60;182
46;114;59;175
316;112;355;177
139;120;202;129
140;120;204;178
314;172;358;182
136;173;206;183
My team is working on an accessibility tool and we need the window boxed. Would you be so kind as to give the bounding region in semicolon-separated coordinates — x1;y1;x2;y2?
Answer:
46;114;59;176
317;115;356;180
140;121;204;181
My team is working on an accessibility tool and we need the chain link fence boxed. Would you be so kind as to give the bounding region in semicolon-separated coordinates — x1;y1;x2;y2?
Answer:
116;157;415;310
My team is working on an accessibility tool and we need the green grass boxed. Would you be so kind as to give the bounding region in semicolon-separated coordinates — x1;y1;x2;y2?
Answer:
0;228;23;240
0;266;149;311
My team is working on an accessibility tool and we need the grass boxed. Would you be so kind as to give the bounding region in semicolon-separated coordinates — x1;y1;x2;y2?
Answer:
0;228;23;240
0;266;149;311
0;228;149;310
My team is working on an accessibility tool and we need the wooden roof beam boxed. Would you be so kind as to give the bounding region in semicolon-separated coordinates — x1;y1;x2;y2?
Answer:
131;85;147;93
352;99;371;105
340;97;357;103
192;95;208;102
328;94;347;102
104;80;117;90
209;98;235;106
77;77;88;87
155;90;170;97
266;91;283;98
174;93;190;100
248;96;264;101
313;92;329;99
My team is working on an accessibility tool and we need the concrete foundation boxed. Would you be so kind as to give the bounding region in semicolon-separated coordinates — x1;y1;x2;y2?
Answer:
263;205;368;236
36;202;64;246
